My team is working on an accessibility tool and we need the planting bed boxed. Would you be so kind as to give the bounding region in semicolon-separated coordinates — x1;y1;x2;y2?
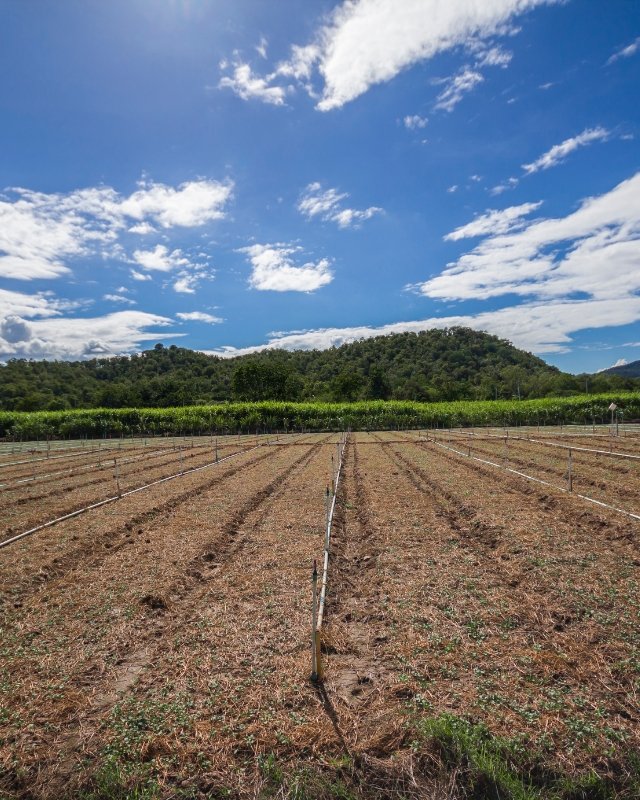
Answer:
1;430;639;799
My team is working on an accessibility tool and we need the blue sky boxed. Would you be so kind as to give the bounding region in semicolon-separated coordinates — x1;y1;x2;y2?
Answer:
1;0;639;373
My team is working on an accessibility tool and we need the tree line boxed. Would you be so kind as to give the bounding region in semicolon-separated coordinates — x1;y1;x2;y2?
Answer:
0;328;637;411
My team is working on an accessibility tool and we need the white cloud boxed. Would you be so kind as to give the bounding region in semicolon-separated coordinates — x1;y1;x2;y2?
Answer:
315;0;553;111
476;45;512;67
447;185;458;193
298;182;382;228
415;172;640;304
0;291;175;360
256;36;268;59
404;114;428;129
219;62;289;105
206;296;640;358
434;68;484;112
239;243;333;292
103;293;136;305
119;179;233;228
490;177;519;195
219;0;557;111
606;36;640;65
0;178;232;282
445;201;543;240
130;270;152;281
522;127;610;174
132;244;189;272
176;311;223;324
128;222;156;235
172;273;200;294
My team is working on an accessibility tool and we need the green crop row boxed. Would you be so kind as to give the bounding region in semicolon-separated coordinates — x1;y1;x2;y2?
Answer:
0;393;637;439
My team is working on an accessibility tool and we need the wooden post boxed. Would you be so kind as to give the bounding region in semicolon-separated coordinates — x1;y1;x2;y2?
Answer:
567;448;573;492
180;447;184;475
311;560;319;682
115;458;121;497
503;436;508;467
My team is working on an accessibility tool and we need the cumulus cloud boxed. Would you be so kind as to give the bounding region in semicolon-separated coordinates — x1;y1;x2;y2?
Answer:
176;311;223;324
219;0;557;111
119;178;233;228
415;172;640;304
218;62;289;105
172;273;200;294
0;178;232;281
132;245;190;272
522;127;610;174
0;315;33;343
298;183;382;228
0;290;175;360
239;243;333;292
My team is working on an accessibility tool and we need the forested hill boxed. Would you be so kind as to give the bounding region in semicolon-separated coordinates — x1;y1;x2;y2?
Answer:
0;327;637;411
601;359;640;379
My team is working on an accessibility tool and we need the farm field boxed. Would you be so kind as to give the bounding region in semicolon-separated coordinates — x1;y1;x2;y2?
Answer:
1;430;640;799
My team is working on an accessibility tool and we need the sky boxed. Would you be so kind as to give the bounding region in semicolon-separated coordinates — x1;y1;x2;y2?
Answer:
1;0;639;374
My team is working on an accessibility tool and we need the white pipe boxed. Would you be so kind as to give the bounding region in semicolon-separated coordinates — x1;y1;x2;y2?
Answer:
0;444;261;550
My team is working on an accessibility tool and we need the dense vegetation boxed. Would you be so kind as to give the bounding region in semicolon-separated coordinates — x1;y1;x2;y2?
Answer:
603;358;640;378
1;328;637;412
1;393;637;439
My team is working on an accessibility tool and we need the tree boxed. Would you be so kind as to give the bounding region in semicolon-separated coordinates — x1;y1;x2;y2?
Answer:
232;360;292;401
365;366;392;400
330;370;363;401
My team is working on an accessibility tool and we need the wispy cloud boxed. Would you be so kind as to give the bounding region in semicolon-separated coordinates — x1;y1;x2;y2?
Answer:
176;311;223;324
207;296;640;358
239;243;333;292
416;172;640;305
404;114;428;129
103;293;136;305
606;36;640;65
219;0;558;111
434;68;484;112
298;182;382;228
444;201;543;241
522;126;610;174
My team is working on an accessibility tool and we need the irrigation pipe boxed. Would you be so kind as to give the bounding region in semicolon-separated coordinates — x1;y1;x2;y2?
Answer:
442;432;640;462
431;439;640;523
0;441;154;470
0;444;262;550
0;438;239;490
316;434;348;631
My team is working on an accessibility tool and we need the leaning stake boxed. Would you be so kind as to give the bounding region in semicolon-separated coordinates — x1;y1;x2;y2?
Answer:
311;559;320;682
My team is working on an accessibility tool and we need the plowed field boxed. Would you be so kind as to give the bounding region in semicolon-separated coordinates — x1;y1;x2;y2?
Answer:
1;431;639;800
